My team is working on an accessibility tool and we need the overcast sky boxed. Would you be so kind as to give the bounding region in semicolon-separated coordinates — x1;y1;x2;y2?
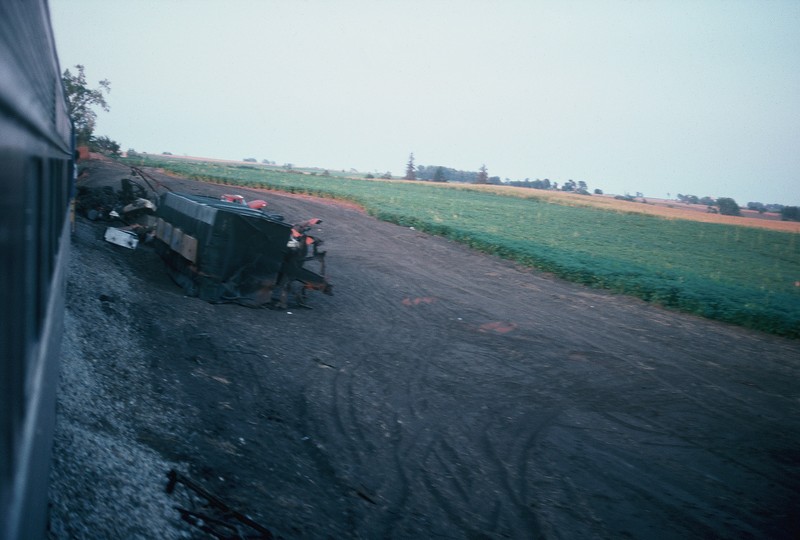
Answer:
50;0;799;205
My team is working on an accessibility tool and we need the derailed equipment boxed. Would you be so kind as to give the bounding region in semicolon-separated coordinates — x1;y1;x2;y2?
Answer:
165;470;273;539
76;176;155;223
154;191;331;307
276;218;332;308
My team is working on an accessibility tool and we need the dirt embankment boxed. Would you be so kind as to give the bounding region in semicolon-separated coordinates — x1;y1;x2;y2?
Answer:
49;158;800;539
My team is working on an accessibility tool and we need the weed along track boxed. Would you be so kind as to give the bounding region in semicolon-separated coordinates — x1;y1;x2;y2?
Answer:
49;157;800;539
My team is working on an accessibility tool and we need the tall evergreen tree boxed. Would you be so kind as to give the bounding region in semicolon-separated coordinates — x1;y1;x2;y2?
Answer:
405;153;416;180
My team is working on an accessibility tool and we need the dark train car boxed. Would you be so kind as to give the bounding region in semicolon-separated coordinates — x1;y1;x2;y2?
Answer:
154;191;332;307
0;2;73;539
155;191;295;304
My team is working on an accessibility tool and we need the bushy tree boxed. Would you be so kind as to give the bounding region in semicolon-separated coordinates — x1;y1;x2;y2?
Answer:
92;135;120;156
717;197;741;216
475;164;488;184
781;206;800;222
699;196;715;206
62;64;110;145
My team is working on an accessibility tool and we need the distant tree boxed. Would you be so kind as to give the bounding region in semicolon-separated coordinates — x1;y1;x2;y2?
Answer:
747;202;766;214
697;196;714;206
594;188;603;195
562;180;576;192
243;158;257;162
381;171;392;179
365;173;375;179
475;164;489;184
62;64;111;146
717;197;744;216
433;166;445;182
415;163;488;183
780;206;800;222
404;153;416;180
766;203;784;213
530;179;543;189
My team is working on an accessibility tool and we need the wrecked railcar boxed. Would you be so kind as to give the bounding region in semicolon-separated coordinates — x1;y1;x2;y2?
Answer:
154;191;330;307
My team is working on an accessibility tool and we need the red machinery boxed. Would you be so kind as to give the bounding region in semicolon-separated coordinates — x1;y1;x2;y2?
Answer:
220;193;267;210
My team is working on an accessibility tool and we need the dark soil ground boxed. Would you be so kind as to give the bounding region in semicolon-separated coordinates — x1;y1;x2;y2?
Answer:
49;158;800;539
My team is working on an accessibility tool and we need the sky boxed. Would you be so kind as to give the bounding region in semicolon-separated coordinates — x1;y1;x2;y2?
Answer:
49;0;800;205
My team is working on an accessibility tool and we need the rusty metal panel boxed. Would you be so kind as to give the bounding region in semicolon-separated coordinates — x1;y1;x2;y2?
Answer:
179;233;198;263
169;226;183;252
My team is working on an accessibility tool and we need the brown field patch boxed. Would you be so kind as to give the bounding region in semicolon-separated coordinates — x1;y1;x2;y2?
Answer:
453;184;800;233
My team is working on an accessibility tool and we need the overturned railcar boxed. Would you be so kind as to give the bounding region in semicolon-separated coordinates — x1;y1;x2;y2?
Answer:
154;192;329;307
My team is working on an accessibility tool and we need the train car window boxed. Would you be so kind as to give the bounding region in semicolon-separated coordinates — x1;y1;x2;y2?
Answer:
0;151;28;488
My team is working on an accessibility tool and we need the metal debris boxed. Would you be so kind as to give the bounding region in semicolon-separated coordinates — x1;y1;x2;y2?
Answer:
104;227;139;249
165;469;274;539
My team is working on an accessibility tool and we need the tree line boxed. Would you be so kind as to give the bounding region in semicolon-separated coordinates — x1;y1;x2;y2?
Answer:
405;153;800;221
677;194;799;220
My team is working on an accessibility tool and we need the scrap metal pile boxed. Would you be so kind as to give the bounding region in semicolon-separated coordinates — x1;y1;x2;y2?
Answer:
76;169;332;308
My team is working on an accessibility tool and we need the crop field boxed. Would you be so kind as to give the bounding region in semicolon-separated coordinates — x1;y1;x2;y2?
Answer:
123;155;800;337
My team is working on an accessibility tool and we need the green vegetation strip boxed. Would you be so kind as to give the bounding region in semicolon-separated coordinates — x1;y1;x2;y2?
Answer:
125;156;800;337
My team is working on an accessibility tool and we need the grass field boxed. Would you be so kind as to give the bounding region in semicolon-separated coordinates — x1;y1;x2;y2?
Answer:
123;155;800;337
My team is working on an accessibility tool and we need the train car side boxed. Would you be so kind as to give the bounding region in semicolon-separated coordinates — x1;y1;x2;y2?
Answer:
0;2;73;539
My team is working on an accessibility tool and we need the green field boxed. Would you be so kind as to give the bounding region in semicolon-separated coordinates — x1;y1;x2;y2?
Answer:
123;155;800;337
